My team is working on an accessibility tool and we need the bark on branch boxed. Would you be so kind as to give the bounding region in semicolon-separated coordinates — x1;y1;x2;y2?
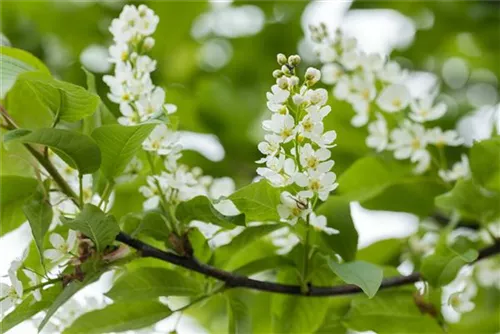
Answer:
116;232;500;297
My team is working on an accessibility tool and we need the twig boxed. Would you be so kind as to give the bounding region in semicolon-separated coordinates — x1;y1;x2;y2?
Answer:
115;232;500;297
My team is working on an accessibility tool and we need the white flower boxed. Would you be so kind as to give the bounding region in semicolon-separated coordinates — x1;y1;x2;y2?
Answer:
44;231;77;263
321;63;344;85
257;134;282;161
376;84;411;113
277;191;310;225
257;156;297;187
438;154;470;182
108;43;129;64
142;124;181;155
118;103;140;125
23;269;41;301
409;98;447;122
426;128;464;147
115;156;143;184
389;121;431;173
441;267;477;323
409;231;439;256
0;281;23;314
366;113;388;152
377;61;406;84
266;85;290;112
139;175;164;210
270;227;299;255
475;259;500;289
136;87;165;121
136;4;160;35
209;177;235;200
340;50;360;70
294;169;338;201
315;44;337;63
299;143;332;171
262;114;296;143
309;212;339;235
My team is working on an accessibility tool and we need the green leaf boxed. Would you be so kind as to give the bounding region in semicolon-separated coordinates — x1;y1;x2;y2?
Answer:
421;249;475;287
61;204;119;253
22;186;53;261
4;128;101;174
338;156;446;217
356;239;403;265
234;255;294;276
343;291;442;334
63;300;172;334
106;267;203;301
273;269;332;333
229;179;281;222
470;137;500;192
133;211;172;241
327;260;383;298
213;224;282;270
39;269;107;331
316;197;358;261
226;290;252;334
0;175;38;236
7;71;100;124
91;124;155;180
0;283;62;332
188;227;213;263
177;195;245;228
435;179;500;223
0;46;50;98
81;67;116;136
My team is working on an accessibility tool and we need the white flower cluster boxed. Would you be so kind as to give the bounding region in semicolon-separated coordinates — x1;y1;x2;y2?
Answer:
441;267;477;323
258;53;339;235
311;25;468;178
104;4;176;126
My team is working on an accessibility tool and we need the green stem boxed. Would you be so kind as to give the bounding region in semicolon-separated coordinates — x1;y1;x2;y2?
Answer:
97;181;114;209
24;145;79;207
78;173;84;208
302;217;311;290
438;146;448;170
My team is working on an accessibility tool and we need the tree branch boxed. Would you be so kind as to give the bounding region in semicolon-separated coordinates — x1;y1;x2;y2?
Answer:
116;231;500;297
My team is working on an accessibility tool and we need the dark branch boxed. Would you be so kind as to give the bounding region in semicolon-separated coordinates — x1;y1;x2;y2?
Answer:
116;232;500;297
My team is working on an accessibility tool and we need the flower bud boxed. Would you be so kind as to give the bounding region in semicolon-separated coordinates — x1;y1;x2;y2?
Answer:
277;76;289;90
288;55;301;67
281;65;291;75
277;53;287;65
143;37;155;51
292;94;304;106
305;67;321;85
272;69;283;78
289;76;299;87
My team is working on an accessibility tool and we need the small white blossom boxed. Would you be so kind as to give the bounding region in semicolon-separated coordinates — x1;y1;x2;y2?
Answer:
309;212;339;235
441;267;477;323
376;84;411;113
277;191;310;225
305;67;321;85
294;169;338;201
321;63;344;85
44;231;77;263
409;98;447;123
438;154;470;182
270;227;300;255
262;114;296;143
366;113;388;152
389;121;431;173
426;128;464;147
23;269;41;301
475;259;500;289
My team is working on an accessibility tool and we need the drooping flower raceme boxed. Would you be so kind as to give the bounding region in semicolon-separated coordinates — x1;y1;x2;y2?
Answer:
310;25;467;177
104;4;176;126
258;53;339;235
